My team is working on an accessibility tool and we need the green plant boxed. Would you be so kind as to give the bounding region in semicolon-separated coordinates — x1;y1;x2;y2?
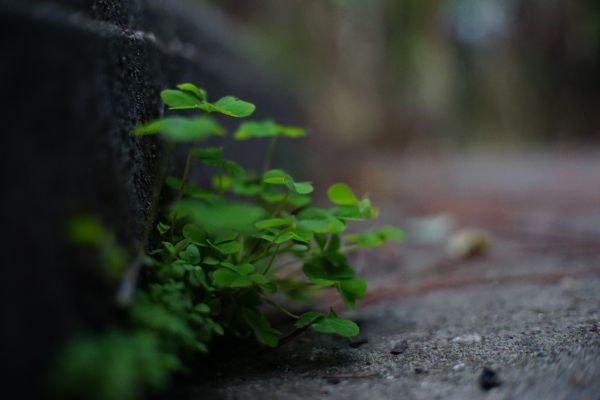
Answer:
54;83;403;400
133;82;402;349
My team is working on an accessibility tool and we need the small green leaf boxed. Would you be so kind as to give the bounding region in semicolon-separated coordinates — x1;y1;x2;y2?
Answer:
194;303;210;314
377;226;405;241
234;120;278;139
290;228;314;243
211;240;241;255
182;224;205;243
336;278;367;310
288;181;313;195
251;274;276;291
312;311;359;338
255;218;292;230
327;183;359;206
236;263;255;275
156;222;171;235
234;120;306;140
190;147;223;165
345;226;404;248
171;200;265;235
288;194;311;207
212;268;239;288
221;160;245;177
179;244;200;264
188;266;207;288
242;308;280;347
203;256;220;265
264;170;313;195
176;83;207;101
160;89;203;109
278;125;306;138
273;231;295;244
134;116;225;142
302;256;355;283
263;169;287;184
214;231;238;244
344;232;383;248
211;96;256;118
295;311;323;328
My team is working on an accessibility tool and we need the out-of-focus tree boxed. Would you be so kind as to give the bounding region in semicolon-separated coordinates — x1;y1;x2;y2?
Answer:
208;0;600;147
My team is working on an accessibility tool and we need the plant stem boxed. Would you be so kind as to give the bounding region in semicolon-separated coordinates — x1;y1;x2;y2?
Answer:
262;243;281;275
178;141;197;199
262;136;277;175
261;295;299;319
271;192;289;217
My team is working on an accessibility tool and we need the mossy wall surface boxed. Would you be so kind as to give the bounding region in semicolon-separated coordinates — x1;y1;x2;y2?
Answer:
0;0;296;395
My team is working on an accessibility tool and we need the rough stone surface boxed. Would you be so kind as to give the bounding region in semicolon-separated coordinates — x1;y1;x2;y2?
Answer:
181;280;600;400
0;0;297;396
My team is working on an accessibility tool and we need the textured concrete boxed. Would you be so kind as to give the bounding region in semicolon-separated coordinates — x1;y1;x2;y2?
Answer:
182;280;599;400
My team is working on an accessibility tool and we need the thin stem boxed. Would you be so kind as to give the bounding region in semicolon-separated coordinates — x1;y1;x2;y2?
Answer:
261;295;299;319
262;243;281;275
271;192;289;217
262;136;278;175
178;142;197;199
236;235;245;264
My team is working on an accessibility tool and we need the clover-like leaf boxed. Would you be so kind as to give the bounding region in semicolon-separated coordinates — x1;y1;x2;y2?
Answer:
234;120;306;140
171;200;264;235
188;266;207;288
255;218;293;230
134;116;225;142
263;169;287;184
190;147;223;166
345;226;404;248
327;183;359;206
302;256;355;285
263;169;313;195
210;96;256;118
295;311;324;328
179;244;201;264
312;310;359;338
161;89;203;109
176;83;207;101
242;308;280;347
182;224;205;244
210;240;241;255
336;278;367;310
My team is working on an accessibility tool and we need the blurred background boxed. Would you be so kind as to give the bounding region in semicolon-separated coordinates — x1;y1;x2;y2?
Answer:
210;0;600;151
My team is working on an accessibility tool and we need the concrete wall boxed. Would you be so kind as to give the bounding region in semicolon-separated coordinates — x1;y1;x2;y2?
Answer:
0;0;296;395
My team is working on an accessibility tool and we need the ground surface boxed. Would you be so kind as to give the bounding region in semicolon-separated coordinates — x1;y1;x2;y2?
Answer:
169;150;600;399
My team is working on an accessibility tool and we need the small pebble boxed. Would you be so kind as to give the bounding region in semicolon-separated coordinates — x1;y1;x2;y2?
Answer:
446;228;491;259
452;362;465;371
390;340;409;355
479;368;501;391
414;367;428;374
452;333;482;343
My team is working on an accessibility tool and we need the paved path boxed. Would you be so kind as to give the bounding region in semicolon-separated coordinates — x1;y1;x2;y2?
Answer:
167;150;600;399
